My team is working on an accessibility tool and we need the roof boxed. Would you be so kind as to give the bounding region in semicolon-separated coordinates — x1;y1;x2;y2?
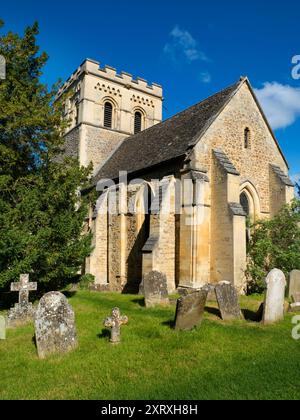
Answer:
94;81;241;183
93;77;289;184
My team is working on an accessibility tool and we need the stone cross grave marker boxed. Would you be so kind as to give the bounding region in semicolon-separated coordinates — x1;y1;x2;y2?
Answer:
11;274;37;306
175;289;208;331
0;316;6;340
143;271;170;308
215;281;242;321
7;274;37;327
288;270;300;299
35;292;78;359
263;269;286;324
104;308;128;344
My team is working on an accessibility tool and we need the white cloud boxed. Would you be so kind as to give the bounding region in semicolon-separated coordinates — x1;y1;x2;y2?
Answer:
254;82;300;130
164;25;209;63
200;71;212;84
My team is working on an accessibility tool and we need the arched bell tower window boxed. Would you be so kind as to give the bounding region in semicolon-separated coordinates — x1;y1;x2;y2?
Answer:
244;127;251;149
104;102;113;128
134;111;142;134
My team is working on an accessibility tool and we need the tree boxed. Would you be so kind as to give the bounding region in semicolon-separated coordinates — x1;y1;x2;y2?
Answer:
0;21;93;291
246;199;300;294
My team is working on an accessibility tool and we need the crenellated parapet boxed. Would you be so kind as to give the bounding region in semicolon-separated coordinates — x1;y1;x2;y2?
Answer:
57;58;163;99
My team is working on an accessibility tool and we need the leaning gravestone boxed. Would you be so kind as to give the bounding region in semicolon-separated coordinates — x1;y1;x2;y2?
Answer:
35;292;77;359
263;269;286;324
288;270;300;299
7;274;37;328
215;281;242;321
0;316;6;340
174;290;208;331
143;271;169;308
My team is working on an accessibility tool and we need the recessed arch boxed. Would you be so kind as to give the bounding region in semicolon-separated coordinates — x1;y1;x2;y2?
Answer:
132;106;146;134
240;180;261;221
101;96;119;130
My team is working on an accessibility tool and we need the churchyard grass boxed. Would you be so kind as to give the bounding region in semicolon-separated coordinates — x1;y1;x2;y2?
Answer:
0;291;300;400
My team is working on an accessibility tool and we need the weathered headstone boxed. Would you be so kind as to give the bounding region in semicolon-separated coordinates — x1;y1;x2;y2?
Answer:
0;316;6;340
215;281;242;321
263;269;286;324
7;274;37;328
174;290;208;331
202;284;217;302
288;270;300;299
143;271;170;308
104;308;128;344
35;292;77;359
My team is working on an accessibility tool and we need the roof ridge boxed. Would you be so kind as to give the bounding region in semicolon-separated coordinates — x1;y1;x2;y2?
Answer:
122;80;242;144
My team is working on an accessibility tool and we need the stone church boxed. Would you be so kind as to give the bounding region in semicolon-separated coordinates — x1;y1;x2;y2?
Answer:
57;59;294;294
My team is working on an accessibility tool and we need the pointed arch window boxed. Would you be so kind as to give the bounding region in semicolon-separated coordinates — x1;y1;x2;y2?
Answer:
134;111;142;134
104;102;113;128
244;127;251;149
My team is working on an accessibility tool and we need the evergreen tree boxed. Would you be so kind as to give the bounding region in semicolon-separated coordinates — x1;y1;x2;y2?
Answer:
0;21;93;291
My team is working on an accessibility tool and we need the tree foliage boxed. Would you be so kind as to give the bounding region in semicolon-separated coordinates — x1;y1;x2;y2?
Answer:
246;199;300;294
0;22;93;291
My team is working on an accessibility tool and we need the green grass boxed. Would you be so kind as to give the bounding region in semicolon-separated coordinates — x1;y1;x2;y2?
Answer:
1;291;300;400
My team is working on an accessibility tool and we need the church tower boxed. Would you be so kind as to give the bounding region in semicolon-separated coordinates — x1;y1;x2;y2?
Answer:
57;59;163;175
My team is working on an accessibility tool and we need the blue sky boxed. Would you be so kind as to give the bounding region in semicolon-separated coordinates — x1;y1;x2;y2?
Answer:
1;0;300;180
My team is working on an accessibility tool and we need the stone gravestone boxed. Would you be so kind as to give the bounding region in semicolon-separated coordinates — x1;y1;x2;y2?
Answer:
143;271;170;308
7;274;37;328
104;308;128;344
263;269;286;324
215;281;242;321
174;290;208;331
0;316;6;340
288;292;300;312
35;292;77;359
288;270;300;299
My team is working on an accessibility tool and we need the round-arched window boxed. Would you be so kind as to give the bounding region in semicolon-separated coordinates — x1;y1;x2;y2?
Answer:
104;102;113;128
134;111;142;134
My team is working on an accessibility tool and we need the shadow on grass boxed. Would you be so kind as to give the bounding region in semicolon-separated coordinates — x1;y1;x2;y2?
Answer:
242;305;263;323
205;306;222;319
32;335;37;349
97;329;111;340
131;298;145;308
63;291;77;299
162;320;175;329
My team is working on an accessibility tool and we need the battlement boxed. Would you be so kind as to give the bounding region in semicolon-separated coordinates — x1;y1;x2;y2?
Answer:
57;58;163;98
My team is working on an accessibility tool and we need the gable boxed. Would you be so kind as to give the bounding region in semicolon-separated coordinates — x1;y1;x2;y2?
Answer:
192;81;291;214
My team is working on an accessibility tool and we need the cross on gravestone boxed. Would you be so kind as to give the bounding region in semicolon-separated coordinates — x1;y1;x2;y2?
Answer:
11;274;37;306
104;308;128;344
